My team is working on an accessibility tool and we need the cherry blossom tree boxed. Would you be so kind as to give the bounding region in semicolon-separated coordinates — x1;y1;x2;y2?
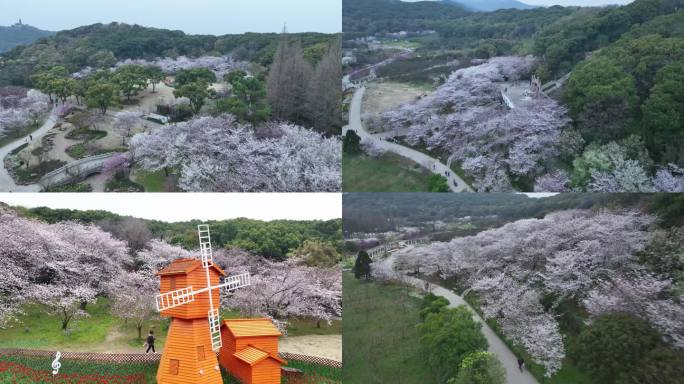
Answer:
378;57;575;191
583;272;684;348
130;115;341;192
213;249;341;330
534;170;571;192
116;56;250;79
653;164;684;192
374;209;660;376
361;138;386;158
108;270;158;339
0;207;131;328
0;88;50;138
29;283;97;330
113;110;140;145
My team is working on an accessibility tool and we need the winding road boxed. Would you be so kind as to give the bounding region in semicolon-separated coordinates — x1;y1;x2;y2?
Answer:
0;108;59;192
403;276;540;384
343;86;473;192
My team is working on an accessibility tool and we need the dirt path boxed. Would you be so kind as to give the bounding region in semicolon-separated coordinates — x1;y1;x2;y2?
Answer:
363;82;430;116
280;335;342;362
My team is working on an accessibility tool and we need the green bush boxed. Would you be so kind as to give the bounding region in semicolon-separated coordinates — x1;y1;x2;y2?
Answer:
417;305;488;382
343;130;362;154
428;174;449;192
419;293;449;320
570;312;663;384
449;351;506;384
105;172;145;192
45;183;93;192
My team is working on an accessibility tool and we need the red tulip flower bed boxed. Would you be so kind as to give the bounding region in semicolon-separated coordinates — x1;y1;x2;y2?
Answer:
0;360;146;384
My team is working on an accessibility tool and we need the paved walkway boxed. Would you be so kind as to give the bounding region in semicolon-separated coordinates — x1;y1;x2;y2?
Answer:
0;108;58;192
404;276;540;384
343;87;473;192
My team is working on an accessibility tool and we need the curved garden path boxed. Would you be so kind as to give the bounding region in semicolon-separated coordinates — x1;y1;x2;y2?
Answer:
0;108;58;192
404;275;539;384
343;86;473;192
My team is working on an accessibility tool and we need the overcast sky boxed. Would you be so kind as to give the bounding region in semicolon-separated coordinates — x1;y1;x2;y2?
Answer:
401;0;633;5
0;193;341;222
0;0;341;34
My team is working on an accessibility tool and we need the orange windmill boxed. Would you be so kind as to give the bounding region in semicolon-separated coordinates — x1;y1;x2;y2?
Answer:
154;224;251;384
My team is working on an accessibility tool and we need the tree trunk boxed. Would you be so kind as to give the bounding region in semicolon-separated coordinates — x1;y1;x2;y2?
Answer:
80;301;88;310
62;319;69;330
137;325;143;340
316;319;321;329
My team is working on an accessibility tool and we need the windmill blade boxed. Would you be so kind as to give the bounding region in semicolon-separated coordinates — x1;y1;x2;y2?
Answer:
197;224;213;267
219;273;251;291
208;308;222;351
155;286;196;312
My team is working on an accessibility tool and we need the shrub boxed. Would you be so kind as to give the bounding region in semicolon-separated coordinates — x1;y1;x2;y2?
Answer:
418;305;488;382
419;293;449;320
343;130;362;154
570;312;663;383
449;351;506;384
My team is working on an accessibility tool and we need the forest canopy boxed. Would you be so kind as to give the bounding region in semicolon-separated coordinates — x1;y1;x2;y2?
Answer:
0;22;337;86
12;204;342;260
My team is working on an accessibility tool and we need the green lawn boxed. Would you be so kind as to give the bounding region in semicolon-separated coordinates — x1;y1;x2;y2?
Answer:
132;169;169;192
343;272;436;383
0;298;169;352
343;152;432;192
0;298;339;354
287;318;342;337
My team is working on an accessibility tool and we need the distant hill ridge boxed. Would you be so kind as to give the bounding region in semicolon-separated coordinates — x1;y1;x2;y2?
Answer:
444;0;537;12
0;21;54;52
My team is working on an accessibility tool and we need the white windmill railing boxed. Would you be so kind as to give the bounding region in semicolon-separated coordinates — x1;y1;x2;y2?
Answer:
154;224;251;352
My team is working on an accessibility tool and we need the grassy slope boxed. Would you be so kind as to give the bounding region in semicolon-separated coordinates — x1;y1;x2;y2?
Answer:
0;298;340;351
343;272;436;383
0;298;168;351
343;152;432;192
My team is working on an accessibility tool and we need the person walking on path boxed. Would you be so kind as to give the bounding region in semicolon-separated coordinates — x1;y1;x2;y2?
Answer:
144;330;156;353
517;357;525;372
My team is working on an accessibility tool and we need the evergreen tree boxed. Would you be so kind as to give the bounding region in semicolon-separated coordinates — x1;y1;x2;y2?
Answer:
354;250;372;280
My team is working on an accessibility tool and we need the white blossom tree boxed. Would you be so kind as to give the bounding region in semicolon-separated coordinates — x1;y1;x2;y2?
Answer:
0;207;130;329
108;270;158;339
113;110;140;146
130;115;341;192
373;209;662;376
0;87;50;138
213;249;341;330
377;57;575;191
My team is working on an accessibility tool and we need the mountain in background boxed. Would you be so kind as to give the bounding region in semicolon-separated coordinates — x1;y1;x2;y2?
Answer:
444;0;537;12
0;21;54;52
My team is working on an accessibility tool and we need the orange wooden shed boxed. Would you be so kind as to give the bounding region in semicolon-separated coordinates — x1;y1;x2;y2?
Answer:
156;258;226;384
219;318;287;384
